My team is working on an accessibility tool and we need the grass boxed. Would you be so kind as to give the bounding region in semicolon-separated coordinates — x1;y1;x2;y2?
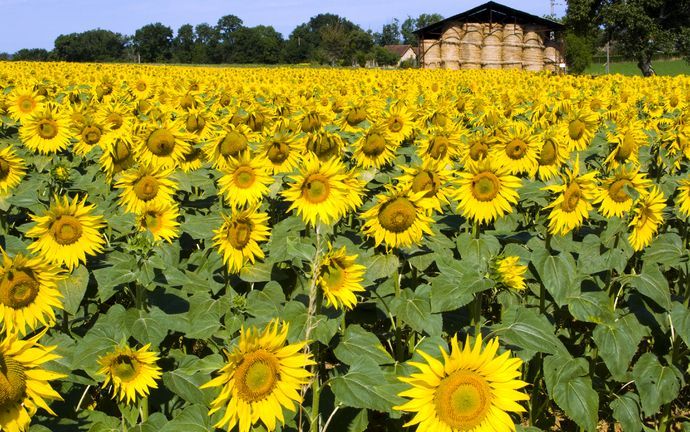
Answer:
584;58;690;76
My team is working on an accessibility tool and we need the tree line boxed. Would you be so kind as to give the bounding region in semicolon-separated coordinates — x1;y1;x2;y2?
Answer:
1;13;442;66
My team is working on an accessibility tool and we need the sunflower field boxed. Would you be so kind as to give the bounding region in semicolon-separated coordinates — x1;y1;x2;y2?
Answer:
0;62;689;432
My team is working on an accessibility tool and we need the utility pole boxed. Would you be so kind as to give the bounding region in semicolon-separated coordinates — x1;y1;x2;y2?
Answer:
550;0;555;17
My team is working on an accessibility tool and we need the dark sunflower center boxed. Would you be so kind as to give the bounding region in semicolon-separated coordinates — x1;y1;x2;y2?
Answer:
469;141;488;162
320;260;346;292
146;129;176;157
113;139;131;163
539;139;557;165
233;166;256;189
37;119;59;139
134;176;159;201
81;125;102;145
428;136;449;159
180;94;196;110
362;133;386;156
136;82;147;92
0;353;27;408
143;211;162;231
616;131;635;161
431;112;449;127
411;170;440;198
112;355;140;382
378;197;417;233
267;142;290;164
247;113;265;132
590;99;602;111
236;350;280;402
568;119;586;141
561;182;582;213
186;114;206;133
138;100;152;114
18;96;35;113
219;131;247;158
183;147;201;163
389;116;403;132
506;139;527;160
346;107;367;126
609;179;632;203
0;269;40;309
307;135;338;160
302;174;331;204
434;370;492;430
301;113;322;133
471;172;500;202
51;215;83;245
106;112;123;130
670;95;679;108
228;220;252;249
0;158;10;180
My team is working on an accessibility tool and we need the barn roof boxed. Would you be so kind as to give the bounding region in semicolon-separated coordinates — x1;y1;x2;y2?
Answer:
384;45;414;58
413;1;565;38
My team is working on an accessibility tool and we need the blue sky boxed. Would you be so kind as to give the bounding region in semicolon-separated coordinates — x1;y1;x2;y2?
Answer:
0;0;566;53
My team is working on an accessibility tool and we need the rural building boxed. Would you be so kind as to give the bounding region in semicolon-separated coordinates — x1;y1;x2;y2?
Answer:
414;1;565;71
383;45;418;67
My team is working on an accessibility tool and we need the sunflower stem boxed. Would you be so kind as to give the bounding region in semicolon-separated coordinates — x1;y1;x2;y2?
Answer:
306;223;323;432
393;251;404;362
139;397;149;423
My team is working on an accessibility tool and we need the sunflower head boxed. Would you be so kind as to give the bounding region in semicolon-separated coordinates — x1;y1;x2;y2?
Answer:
98;343;162;404
319;246;366;310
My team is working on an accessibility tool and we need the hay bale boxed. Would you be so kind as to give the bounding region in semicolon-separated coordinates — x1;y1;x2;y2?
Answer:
522;46;544;71
544;41;559;64
481;23;503;65
463;23;483;45
442;24;465;45
502;23;523;67
441;41;461;67
422;39;441;68
460;62;481;70
502;61;522;70
459;22;482;66
502;23;523;45
523;25;543;48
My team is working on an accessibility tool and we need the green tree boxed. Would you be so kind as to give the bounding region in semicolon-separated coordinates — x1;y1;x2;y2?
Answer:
133;23;174;63
194;23;221;64
400;13;444;46
12;48;51;61
231;26;284;64
173;24;196;63
54;29;125;62
566;0;690;76
216;15;244;63
375;19;401;46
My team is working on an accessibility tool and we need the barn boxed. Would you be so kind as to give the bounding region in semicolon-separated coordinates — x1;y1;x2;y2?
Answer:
414;1;565;72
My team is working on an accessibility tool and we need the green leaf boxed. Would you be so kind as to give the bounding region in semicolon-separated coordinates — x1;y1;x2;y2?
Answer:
430;270;491;313
365;253;399;281
347;409;369;432
671;301;690;348
390;287;442;336
334;325;394;366
543;355;599;432
162;354;215;405
58;266;89;315
127;307;170;347
159;405;213;432
329;358;405;413
592;314;647;380
533;250;579;306
624;263;671;309
611;393;643;432
631;352;681;416
492;307;569;358
643;232;687;267
567;291;614;324
239;261;274;283
286;236;315;262
455;232;500;268
245;282;285;318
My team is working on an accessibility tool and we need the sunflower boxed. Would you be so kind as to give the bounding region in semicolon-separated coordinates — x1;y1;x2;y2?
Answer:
0;330;65;432
397;159;452;213
72;118;106;156
492;256;527;291
628;187;666;251
26;195;106;271
97;344;162;405
561;107;599;152
134;118;191;169
218;152;273;209
381;102;415;143
115;164;178;214
543;156;599;235
205;124;259;170
19;105;73;154
0;146;26;194
305;129;343;161
260;126;303;174
594;167;652;218
536;127;569;181
137;202;180;243
214;207;270;274
282;156;358;226
395;334;528;432
99;137;136;183
201;320;314;432
0;251;64;334
676;179;690;218
352;123;399;169
361;188;433;249
417;127;463;164
318;246;366;310
454;161;522;225
95;99;134;147
491;122;540;176
459;131;492;172
603;120;647;169
336;100;373;133
6;86;44;123
179;143;204;172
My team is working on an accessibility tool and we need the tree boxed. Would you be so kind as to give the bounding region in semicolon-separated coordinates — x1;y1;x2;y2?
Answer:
399;13;444;46
12;49;51;61
231;26;284;64
376;19;401;46
54;29;125;62
216;15;244;63
133;23;174;63
0;52;9;60
566;0;690;76
194;23;221;64
173;24;196;63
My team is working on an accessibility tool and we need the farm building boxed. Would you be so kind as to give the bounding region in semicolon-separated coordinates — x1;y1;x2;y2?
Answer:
383;45;418;66
414;1;565;72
